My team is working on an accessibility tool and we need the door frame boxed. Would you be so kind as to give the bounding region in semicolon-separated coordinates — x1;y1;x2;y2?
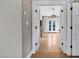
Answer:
72;2;79;56
32;0;67;53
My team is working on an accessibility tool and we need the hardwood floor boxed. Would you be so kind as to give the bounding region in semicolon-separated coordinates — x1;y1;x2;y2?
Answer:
31;32;69;58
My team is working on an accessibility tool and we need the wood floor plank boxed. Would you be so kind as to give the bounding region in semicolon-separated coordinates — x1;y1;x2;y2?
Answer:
31;32;69;58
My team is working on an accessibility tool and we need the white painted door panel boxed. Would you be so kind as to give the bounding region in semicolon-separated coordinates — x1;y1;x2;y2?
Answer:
59;7;64;51
32;6;40;53
62;5;67;53
32;7;37;53
59;5;67;53
35;7;40;52
72;3;79;56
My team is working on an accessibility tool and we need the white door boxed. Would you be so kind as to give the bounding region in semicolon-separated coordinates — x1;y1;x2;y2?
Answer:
72;3;79;56
32;6;40;53
59;7;64;51
59;6;67;53
36;7;40;52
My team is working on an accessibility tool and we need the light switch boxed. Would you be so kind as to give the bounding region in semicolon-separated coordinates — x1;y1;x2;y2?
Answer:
26;21;29;26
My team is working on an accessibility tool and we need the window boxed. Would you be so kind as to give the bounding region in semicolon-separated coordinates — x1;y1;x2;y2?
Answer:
49;21;51;31
53;21;55;31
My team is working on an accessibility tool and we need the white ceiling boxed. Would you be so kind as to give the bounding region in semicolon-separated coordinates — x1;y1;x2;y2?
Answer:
39;6;62;20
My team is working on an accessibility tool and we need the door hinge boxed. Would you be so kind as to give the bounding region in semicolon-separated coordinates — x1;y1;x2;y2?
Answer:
61;10;63;12
70;45;72;48
35;26;37;29
61;26;63;29
35;43;37;46
70;7;73;10
35;10;37;13
62;43;63;45
70;26;72;30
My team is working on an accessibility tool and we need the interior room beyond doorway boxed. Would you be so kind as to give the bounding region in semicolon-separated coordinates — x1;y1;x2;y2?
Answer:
32;6;68;58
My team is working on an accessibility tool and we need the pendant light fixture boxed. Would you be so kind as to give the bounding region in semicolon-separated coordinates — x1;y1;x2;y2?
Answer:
50;8;57;18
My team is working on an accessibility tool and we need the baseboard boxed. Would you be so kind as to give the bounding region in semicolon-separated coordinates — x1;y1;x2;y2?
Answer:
26;50;33;58
66;53;71;56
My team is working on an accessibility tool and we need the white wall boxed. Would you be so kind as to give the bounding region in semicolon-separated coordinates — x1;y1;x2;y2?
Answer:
40;6;62;20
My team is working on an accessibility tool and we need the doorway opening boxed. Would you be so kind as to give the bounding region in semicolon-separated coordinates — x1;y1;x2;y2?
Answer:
32;6;68;58
40;6;61;53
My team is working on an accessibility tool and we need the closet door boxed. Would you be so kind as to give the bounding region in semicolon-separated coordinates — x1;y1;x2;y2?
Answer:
36;7;40;52
72;3;79;56
59;5;67;53
32;7;40;53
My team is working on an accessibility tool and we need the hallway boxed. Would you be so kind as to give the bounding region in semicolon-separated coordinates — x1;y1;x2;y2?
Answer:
31;32;69;58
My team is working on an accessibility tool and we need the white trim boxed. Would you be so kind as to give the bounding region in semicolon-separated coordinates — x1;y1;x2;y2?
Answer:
26;50;33;58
